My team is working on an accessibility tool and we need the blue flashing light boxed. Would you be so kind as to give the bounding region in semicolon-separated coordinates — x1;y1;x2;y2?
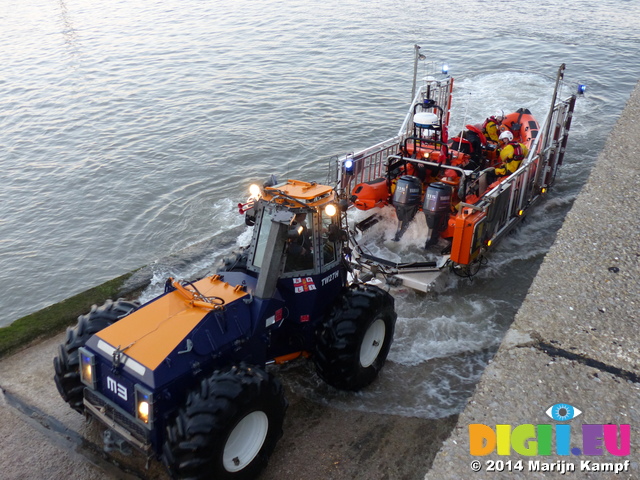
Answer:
441;63;449;75
577;84;587;95
344;158;354;175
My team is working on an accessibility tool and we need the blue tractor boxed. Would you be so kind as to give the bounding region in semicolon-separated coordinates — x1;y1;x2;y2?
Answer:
54;179;397;479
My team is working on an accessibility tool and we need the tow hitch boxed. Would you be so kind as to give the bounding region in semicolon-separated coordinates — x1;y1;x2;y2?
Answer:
103;429;132;456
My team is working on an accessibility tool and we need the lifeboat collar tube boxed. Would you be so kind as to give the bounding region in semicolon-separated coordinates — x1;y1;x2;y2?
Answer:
350;178;389;211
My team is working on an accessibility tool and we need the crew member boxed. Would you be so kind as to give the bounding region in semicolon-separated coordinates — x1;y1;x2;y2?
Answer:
285;213;314;271
495;130;528;176
483;110;505;142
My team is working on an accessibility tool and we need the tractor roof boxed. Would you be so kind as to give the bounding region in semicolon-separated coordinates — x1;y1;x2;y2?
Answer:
262;179;336;208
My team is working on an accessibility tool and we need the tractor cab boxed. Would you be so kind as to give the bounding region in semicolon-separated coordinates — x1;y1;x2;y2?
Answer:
245;179;345;280
240;179;349;357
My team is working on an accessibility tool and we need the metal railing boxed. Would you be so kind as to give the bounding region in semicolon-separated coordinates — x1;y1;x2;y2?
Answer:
334;137;401;195
473;94;577;244
332;76;454;196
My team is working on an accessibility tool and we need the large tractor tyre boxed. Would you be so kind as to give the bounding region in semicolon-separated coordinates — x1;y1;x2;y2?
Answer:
53;299;139;413
163;364;287;480
314;283;397;391
219;250;249;273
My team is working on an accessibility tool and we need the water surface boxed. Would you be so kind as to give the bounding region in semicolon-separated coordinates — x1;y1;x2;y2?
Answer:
2;0;638;417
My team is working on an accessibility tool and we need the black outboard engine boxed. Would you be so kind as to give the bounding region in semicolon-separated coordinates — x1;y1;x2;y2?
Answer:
392;175;422;241
423;182;452;247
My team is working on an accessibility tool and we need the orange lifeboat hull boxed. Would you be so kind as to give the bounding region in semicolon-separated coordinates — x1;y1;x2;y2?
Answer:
350;178;389;210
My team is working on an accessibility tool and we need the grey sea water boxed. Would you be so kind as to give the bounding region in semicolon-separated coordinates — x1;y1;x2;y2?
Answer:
2;0;639;417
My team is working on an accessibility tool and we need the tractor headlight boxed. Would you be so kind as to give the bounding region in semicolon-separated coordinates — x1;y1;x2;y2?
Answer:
135;385;154;427
138;400;149;419
249;183;262;199
324;204;337;217
79;347;96;389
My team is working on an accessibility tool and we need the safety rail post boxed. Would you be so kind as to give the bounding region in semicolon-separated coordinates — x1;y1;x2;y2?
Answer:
556;95;576;168
516;164;531;215
335;139;401;196
542;64;566;150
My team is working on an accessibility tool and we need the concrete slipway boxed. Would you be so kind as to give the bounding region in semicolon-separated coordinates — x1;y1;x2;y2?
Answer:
1;82;639;479
425;82;640;479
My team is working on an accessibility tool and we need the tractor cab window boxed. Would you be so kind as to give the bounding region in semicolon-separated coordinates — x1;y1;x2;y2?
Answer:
251;209;275;270
284;212;314;273
320;208;339;267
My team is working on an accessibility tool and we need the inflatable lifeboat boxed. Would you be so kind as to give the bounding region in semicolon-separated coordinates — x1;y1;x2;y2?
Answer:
339;61;578;290
350;106;540;246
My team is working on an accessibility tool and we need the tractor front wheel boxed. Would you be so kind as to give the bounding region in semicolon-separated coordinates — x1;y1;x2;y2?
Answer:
163;364;287;480
53;299;139;413
314;283;397;391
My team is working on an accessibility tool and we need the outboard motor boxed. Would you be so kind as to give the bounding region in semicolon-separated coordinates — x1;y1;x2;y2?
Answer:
392;175;422;241
423;182;452;247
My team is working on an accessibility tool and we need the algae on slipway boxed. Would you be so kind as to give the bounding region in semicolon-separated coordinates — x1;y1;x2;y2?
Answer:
0;272;140;360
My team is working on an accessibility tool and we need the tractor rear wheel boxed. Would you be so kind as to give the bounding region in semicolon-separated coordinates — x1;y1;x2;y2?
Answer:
163;364;287;480
53;299;139;413
314;283;397;391
219;250;249;273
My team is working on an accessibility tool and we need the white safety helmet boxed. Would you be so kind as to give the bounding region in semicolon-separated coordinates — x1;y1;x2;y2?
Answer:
499;130;513;143
413;112;440;129
494;110;505;121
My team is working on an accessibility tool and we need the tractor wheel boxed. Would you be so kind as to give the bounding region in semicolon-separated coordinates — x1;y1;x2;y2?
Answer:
163;364;287;480
53;299;139;413
314;283;397;391
219;250;249;273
